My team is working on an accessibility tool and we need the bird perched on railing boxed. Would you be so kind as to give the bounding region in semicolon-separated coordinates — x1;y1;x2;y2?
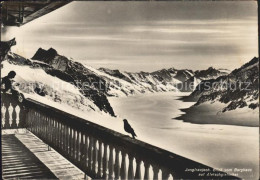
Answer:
123;119;137;139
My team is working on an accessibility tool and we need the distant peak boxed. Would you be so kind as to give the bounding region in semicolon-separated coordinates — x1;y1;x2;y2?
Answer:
31;47;58;62
47;47;57;55
207;67;214;70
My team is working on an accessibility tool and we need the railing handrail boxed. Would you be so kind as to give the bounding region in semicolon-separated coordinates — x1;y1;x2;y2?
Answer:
24;98;192;163
22;97;237;179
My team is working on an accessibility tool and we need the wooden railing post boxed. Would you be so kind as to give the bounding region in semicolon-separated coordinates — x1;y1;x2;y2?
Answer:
62;123;65;151
162;169;170;180
10;102;16;128
134;158;141;180
35;112;38;135
51;118;55;148
92;138;97;174
47;117;51;151
8;103;13;128
65;124;69;154
15;106;20;128
152;165;160;180
144;162;150;180
75;130;80;162
80;132;85;166
84;135;89;170
54;120;57;148
60;122;63;151
56;121;59;149
108;145;114;179
69;127;73;159
88;136;93;171
72;129;76;160
120;151;127;180
114;149;120;180
1;105;7;128
102;143;108;179
97;140;103;178
19;104;27;129
128;155;134;180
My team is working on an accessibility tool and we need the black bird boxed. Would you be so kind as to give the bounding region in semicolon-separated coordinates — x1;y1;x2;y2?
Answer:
123;119;137;139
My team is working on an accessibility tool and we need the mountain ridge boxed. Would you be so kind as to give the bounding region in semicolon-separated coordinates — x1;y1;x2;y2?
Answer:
183;57;259;112
31;47;228;98
6;47;251;117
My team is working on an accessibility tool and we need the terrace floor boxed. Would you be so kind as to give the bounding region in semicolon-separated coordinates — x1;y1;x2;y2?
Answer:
2;130;86;179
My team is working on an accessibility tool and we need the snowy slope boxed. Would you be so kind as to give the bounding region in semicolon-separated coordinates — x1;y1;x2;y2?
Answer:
6;50;116;116
1;61;102;114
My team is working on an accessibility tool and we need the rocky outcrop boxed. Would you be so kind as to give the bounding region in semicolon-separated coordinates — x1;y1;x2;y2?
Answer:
98;68;132;83
32;48;115;116
176;67;229;92
194;67;228;80
32;48;58;64
185;57;259;112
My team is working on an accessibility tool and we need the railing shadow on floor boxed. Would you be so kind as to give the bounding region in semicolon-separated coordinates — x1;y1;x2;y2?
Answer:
2;134;57;179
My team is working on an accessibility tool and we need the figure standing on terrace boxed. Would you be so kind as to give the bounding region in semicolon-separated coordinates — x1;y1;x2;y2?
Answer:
1;70;25;102
1;71;16;93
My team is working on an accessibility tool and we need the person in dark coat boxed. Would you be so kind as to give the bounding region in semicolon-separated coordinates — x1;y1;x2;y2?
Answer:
1;71;16;93
1;71;24;102
123;119;137;139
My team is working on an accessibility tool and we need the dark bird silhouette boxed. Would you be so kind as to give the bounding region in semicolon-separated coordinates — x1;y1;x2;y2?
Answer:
123;119;137;139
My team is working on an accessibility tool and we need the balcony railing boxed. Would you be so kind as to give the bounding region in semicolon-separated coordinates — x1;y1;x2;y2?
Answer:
1;93;238;179
1;93;26;129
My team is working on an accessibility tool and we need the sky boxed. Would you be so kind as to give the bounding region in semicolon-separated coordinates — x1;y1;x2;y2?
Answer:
1;1;258;72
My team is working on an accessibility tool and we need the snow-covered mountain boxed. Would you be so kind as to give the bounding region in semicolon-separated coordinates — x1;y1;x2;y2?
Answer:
98;66;228;94
176;67;229;92
31;48;227;98
97;67;182;96
2;58;101;115
5;50;116;116
3;47;233;117
184;57;259;112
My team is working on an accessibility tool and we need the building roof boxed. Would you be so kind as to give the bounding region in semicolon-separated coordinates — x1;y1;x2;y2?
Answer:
1;1;71;27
